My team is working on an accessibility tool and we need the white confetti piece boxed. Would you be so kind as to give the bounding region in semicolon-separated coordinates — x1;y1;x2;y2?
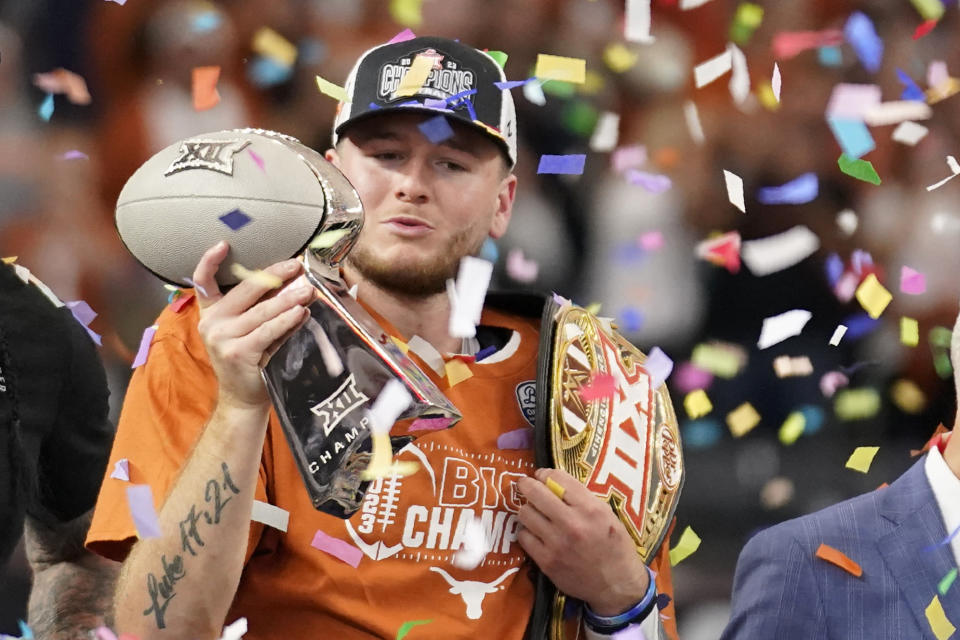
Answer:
448;256;493;339
523;79;547;106
680;0;714;8
589;111;620;152
724;169;746;213
891;121;928;146
367;379;413;435
926;156;960;191
218;617;248;640
683;100;705;145
694;48;733;88
251;500;290;532
772;63;782;102
836;209;859;235
741;226;821;276
407;335;445;375
452;517;489;570
773;355;813;378
758;309;813;349
110;459;130;481
863;101;932;126
728;43;750;104
624;0;655;43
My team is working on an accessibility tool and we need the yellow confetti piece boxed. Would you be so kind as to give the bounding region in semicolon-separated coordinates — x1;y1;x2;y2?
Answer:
926;595;956;640
602;43;639;73
927;78;960;105
727;402;761;438
911;0;945;20
845;446;880;473
757;83;780;111
444;359;473;387
545;477;566;500
684;389;713;419
309;228;352;250
315;75;349;103
396;54;434;98
778;411;805;445
855;274;893;319
891;379;926;414
252;27;297;68
669;526;701;566
579;70;605;95
585;302;602;316
900;317;919;347
389;0;423;27
390;336;410;354
2;256;17;264
534;53;586;84
834;388;881;421
361;432;419;480
229;264;283;289
691;342;746;378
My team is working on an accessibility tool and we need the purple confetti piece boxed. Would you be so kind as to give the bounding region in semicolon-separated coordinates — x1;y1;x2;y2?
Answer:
494;78;534;90
475;345;497;361
219;208;252;231
446;89;478;120
851;249;873;275
311;529;362;567
645;346;673;389
110;459;130;481
842;312;880;339
247;149;265;172
497;428;534;450
537;154;586;175
65;300;98;327
59;150;89;160
409;417;456;432
674;362;713;394
825;253;844;287
625;169;672;193
844;11;883;74
368;102;382;110
756;172;819;204
126;484;162;539
423;98;450;110
417;115;455;144
182;277;208;298
656;593;672;610
131;325;158;369
387;28;416;44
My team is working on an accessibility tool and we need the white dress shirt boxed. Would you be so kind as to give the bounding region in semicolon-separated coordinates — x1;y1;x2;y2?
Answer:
924;445;960;568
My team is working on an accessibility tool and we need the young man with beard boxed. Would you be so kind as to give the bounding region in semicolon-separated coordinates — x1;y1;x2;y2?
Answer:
87;37;677;639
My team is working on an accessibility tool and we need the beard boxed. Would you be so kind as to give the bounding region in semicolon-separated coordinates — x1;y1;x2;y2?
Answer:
346;227;486;297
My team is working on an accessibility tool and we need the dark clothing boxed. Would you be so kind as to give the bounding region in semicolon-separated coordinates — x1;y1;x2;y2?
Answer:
0;262;112;562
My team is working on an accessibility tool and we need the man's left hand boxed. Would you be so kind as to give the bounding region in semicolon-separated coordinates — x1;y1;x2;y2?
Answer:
516;468;650;616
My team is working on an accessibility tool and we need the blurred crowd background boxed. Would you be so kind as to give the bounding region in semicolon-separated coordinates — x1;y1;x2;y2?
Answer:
1;0;958;637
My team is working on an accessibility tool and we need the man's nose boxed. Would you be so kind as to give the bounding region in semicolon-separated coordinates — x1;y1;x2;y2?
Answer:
394;158;430;204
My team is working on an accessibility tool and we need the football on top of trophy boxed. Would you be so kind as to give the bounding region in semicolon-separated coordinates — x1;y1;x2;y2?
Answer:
115;128;363;288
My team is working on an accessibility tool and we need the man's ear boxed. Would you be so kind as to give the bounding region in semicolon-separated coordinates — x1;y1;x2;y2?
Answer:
489;173;517;239
325;148;341;168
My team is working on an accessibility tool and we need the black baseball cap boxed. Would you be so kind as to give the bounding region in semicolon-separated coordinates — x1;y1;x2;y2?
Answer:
332;36;518;167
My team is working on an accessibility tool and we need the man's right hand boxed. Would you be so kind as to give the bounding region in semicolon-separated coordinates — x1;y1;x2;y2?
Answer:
192;241;315;411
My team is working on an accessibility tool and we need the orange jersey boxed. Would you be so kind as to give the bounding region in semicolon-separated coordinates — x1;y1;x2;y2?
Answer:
86;294;678;639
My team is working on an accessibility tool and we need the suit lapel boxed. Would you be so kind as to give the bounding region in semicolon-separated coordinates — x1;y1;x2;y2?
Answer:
877;461;960;639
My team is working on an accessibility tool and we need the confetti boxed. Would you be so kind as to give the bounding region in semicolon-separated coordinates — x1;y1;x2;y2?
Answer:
926;156;960;191
362;430;419;481
730;2;764;45
863;101;931;126
756;174;819;205
815;543;862;577
838;154;881;185
820;371;849;398
925;595;956;640
772;29;844;60
389;0;423;27
760;476;795;509
728;43;750;104
497;428;533;450
192;66;221;111
388;29;417;44
910;0;945;20
367;379;413;435
32;68;91;105
757;309;812;349
396;54;434;97
448;256;493;338
669;526;701;566
901;317;919;347
825;83;881;120
250;500;289;532
834;388;881;420
219;208;252;231
315;75;349;103
892;121;928;146
505;248;538;283
611;145;647;173
741;226;820;277
778;412;806;445
534;54;586;84
522;79;547;106
891;379;926;414
913;20;938;40
310;228;352;251
537;154;586;175
674;362;713;394
417;115;454;144
311;530;363;567
694;48;733;88
218;617;247;640
579;372;617;402
845;446;880;473
727;402;761;438
896;68;926;101
723;170;746;213
495;78;533;90
641;347;673;390
684;390;713;419
110;459;130;481
405;335;443;375
844;11;883;74
38;93;54;121
855;274;892;319
939;568;958;596
126;485;162;539
624;0;655;43
131;325;158;369
773;355;813;378
638;231;663;250
603;44;639;73
683;101;706;145
900;266;926;296
829;325;848;346
691;341;746;378
409;417;455;432
679;0;713;8
444;359;474;387
94;627;118;640
252;27;297;67
229;264;283;289
827;118;875;159
397;620;433;640
545;477;566;500
625;169;672;193
818;46;842;67
771;63;781;102
589;111;620;151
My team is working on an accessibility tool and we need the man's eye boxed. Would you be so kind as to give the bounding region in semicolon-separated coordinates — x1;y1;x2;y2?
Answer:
373;151;401;160
440;160;467;171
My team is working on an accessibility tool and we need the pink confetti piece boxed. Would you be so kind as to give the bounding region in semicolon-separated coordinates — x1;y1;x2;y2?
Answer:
59;150;89;160
311;529;362;567
247;149;265;172
900;266;927;295
387;28;416;44
638;231;664;251
819;371;849;398
410;417;456;432
674;362;714;393
772;29;844;60
611;144;647;173
497;428;534;450
506;248;539;283
132;325;158;369
110;459;130;481
126;485;162;539
578;372;617;402
94;627;119;640
170;292;194;313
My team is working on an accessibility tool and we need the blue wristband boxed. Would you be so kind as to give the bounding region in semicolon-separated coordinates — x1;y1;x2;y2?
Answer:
582;567;657;632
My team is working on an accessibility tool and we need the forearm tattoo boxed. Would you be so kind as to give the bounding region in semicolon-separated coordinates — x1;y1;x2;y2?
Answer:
143;462;241;629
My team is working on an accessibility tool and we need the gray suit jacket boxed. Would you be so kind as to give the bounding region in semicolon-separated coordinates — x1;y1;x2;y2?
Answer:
721;459;960;639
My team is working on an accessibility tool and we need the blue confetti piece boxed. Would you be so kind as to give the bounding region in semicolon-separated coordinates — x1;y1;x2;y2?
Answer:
417;115;454;144
818;46;842;67
682;419;723;450
826;118;876;159
495;78;534;90
299;37;327;66
247;56;293;88
923;522;960;553
537;154;586;175
844;11;883;74
191;10;222;33
850;249;873;275
842;312;880;340
445;89;477;121
37;93;54;122
656;593;672;610
613;243;648;264
18;621;33;639
219;208;252;231
756;172;819;205
896;68;926;102
476;345;497;361
825;252;844;287
618;307;644;332
368;102;382;110
798;405;825;435
479;237;499;263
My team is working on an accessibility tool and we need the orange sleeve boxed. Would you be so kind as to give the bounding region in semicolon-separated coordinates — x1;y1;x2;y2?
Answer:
650;519;679;640
85;306;266;562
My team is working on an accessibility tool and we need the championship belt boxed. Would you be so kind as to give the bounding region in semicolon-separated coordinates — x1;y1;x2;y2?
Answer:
527;296;684;639
260;152;461;519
